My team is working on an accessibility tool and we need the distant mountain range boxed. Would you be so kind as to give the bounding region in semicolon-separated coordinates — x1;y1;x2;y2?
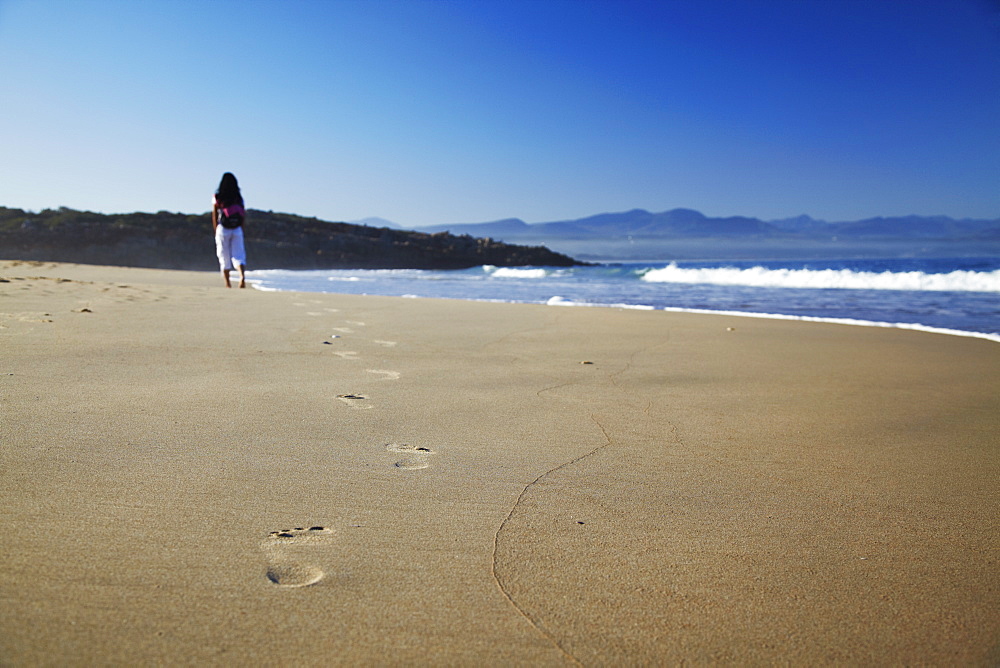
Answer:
407;209;1000;260
415;208;1000;241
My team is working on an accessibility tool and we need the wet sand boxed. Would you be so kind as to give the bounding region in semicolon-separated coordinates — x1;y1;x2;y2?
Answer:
2;261;998;665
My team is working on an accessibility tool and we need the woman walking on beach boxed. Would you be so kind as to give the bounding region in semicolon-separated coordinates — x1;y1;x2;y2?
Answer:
212;172;247;288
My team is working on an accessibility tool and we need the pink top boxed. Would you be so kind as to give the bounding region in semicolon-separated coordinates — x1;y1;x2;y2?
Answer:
214;195;245;219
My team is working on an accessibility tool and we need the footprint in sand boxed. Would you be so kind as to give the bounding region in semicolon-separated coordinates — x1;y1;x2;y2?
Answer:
366;369;400;381
373;340;398;348
333;351;360;360
337;393;372;409
331;327;354;334
262;526;334;587
386;443;436;470
345;320;365;327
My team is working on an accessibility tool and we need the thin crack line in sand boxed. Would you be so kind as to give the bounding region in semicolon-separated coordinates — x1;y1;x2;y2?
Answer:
535;381;573;399
609;346;647;388
490;415;614;666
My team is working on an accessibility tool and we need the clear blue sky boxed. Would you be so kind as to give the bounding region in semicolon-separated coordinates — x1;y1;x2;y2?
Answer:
1;0;998;226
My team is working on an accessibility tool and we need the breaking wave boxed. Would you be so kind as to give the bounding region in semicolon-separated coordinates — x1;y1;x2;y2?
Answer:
483;265;550;279
639;263;1000;292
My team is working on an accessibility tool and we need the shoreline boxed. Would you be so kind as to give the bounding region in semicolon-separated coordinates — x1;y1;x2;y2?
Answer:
243;257;1000;343
249;283;1000;345
659;306;1000;343
2;261;998;665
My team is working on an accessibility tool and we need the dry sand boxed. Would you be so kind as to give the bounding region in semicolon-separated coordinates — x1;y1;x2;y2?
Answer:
1;261;998;665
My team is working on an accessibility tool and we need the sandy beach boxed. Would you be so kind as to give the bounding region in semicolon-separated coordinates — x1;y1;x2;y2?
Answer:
1;261;997;665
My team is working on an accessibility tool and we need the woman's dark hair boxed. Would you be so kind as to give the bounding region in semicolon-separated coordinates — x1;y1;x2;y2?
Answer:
216;172;243;207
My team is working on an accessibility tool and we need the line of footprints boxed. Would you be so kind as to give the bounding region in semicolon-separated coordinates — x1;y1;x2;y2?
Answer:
302;303;437;471
264;303;437;587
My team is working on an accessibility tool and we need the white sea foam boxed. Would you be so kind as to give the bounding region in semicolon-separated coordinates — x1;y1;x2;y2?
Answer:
485;266;549;279
640;263;1000;292
546;296;655;310
660;307;1000;343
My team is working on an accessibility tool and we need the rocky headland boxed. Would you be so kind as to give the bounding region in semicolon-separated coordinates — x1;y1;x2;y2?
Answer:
0;207;581;270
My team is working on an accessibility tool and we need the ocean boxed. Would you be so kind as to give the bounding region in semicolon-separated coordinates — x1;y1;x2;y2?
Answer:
247;257;1000;342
